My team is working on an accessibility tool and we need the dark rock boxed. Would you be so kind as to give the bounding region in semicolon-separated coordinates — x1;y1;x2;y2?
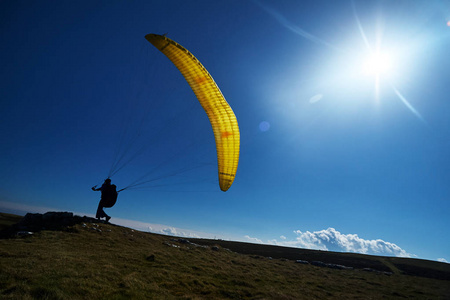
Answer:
16;231;33;237
327;264;353;270
363;268;392;275
0;211;103;239
310;261;354;270
311;261;327;267
296;260;309;264
169;238;209;249
363;268;377;272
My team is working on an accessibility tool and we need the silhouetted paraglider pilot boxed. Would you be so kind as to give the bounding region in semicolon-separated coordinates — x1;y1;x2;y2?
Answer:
92;179;118;222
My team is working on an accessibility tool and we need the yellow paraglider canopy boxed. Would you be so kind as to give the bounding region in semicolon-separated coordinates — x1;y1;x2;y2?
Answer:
145;34;239;192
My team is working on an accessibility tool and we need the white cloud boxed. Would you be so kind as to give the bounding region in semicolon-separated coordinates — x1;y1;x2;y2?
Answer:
244;235;263;244
267;228;414;258
437;258;449;263
108;217;219;239
280;235;287;240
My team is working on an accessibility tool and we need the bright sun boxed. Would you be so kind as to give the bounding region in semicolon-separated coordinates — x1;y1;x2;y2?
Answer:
362;52;392;77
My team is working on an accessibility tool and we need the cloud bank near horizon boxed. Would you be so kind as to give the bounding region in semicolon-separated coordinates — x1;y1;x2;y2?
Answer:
246;227;414;258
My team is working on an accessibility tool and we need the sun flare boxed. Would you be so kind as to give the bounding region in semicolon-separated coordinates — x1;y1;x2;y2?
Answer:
363;52;392;77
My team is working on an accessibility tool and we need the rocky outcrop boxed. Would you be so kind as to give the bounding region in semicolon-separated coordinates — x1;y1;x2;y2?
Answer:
0;211;101;238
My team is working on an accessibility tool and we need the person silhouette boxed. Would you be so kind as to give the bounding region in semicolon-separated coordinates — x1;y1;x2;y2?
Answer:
92;178;114;222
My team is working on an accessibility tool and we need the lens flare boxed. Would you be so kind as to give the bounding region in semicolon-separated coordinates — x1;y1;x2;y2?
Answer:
259;121;270;132
309;94;323;103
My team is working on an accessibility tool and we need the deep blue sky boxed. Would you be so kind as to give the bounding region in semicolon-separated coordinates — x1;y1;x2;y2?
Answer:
1;0;449;262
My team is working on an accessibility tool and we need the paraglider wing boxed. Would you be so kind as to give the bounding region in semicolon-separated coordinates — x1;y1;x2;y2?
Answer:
145;34;239;192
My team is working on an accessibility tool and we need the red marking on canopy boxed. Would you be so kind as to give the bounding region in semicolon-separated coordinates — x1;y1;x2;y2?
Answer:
221;131;233;138
195;76;207;84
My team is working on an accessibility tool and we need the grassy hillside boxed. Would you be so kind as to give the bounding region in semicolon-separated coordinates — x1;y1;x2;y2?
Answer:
191;238;450;281
0;212;449;299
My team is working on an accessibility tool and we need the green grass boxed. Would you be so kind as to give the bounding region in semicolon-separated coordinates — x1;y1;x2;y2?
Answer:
0;214;449;299
191;238;450;280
